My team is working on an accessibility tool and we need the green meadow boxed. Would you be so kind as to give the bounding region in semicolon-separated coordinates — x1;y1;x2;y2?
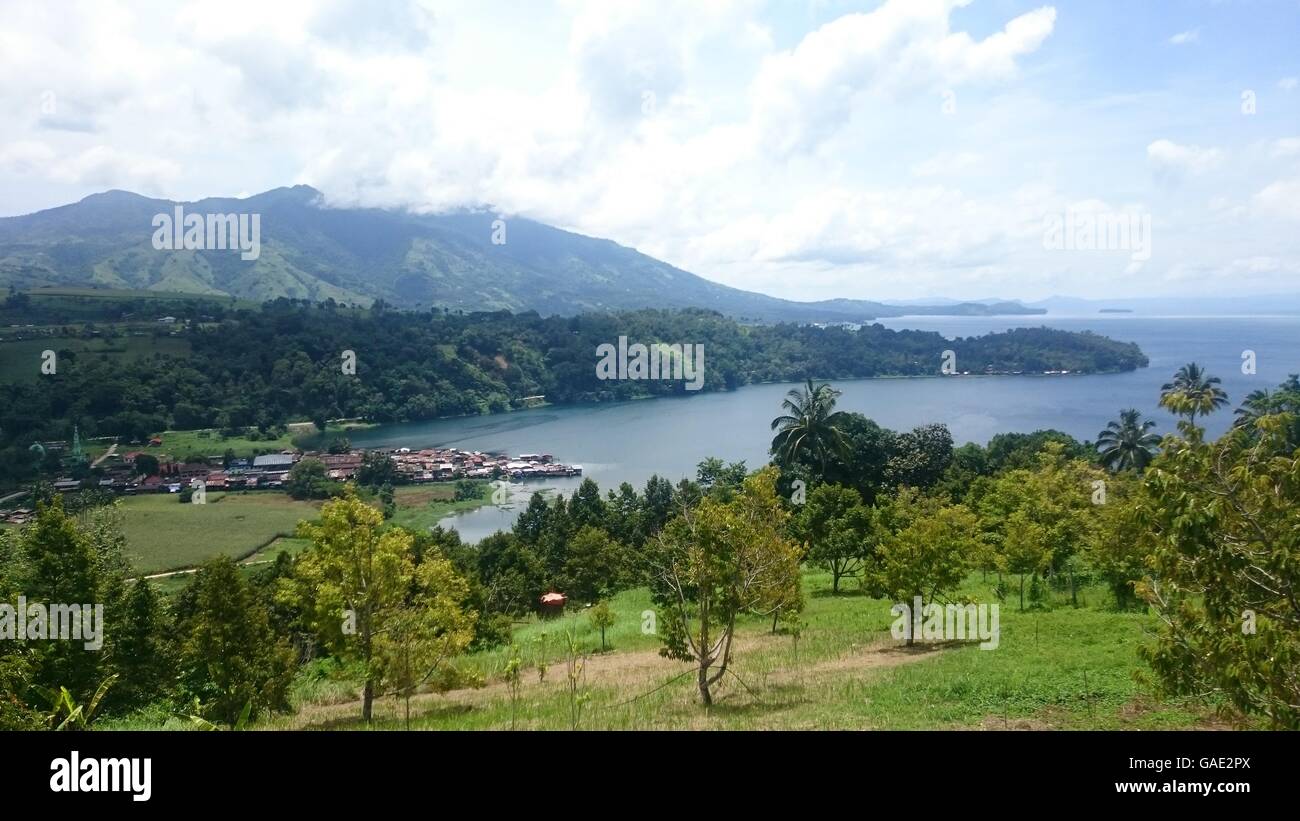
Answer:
120;492;321;575
220;571;1222;732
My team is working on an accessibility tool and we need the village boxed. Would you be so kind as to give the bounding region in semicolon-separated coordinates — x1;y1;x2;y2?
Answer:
1;444;581;524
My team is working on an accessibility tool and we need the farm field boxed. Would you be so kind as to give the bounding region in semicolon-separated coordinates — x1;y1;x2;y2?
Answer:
0;334;191;382
121;483;483;578
119;492;321;574
207;571;1225;732
146;536;313;596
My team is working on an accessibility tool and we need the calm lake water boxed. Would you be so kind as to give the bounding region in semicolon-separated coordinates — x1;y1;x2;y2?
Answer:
346;314;1300;541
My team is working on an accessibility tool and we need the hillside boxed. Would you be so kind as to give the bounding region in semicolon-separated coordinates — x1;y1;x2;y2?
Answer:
0;187;1044;322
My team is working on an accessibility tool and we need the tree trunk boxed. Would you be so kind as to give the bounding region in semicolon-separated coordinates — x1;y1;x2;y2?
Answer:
362;678;374;723
697;663;713;706
1019;575;1025;612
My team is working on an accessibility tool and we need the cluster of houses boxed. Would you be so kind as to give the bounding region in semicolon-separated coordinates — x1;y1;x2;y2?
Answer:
389;448;582;481
3;507;35;525
31;446;581;500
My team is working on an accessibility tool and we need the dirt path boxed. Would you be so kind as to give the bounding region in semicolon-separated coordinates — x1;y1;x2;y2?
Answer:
288;633;945;729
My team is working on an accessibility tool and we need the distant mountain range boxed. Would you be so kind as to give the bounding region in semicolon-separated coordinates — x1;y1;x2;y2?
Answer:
0;186;1044;322
1025;295;1300;315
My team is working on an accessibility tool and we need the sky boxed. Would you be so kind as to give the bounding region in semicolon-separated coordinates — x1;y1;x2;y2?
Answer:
0;0;1297;302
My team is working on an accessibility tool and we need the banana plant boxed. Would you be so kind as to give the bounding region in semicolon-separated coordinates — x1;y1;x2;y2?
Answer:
35;674;118;731
185;699;253;731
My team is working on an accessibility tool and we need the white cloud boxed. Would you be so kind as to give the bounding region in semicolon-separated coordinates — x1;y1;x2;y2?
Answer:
1279;77;1299;91
1254;178;1300;221
1168;29;1199;45
1272;138;1300;158
1147;139;1223;177
0;0;1296;301
912;151;982;178
749;0;1056;154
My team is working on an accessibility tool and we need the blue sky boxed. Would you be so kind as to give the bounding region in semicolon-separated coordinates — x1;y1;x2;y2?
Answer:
0;0;1297;302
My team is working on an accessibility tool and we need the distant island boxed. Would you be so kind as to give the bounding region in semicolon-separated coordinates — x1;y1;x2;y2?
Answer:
1099;308;1134;314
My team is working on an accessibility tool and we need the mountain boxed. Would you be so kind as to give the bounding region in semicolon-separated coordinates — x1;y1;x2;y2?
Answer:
0;187;1044;321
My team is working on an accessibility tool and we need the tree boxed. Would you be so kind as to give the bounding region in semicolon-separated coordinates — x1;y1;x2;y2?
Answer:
288;489;416;723
374;552;476;729
105;579;173;712
696;457;749;497
818;413;895;503
177;557;294;727
133;453;160;477
357;450;398;487
1096;408;1161;472
568;478;607;530
646;468;802;705
976;444;1102;607
1086;477;1146;609
999;510;1053;611
453;479;482;502
285;458;332;500
770;379;849;478
588;601;616;652
560;525;625;604
884;424;954;489
1136;416;1300;727
793;483;874;594
16;498;105;699
865;489;982;644
1159;362;1229;431
475;532;545;617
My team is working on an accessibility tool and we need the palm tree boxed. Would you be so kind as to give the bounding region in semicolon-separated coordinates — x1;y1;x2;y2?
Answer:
1096;408;1161;472
1159;362;1229;429
1233;388;1280;429
770;378;849;477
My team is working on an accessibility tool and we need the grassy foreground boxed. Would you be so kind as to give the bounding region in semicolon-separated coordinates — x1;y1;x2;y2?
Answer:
123;570;1219;732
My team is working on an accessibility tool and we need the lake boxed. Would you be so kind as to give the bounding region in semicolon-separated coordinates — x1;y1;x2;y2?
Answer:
346;314;1300;541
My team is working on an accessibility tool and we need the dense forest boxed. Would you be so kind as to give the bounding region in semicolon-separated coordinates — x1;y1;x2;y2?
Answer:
0;299;1146;471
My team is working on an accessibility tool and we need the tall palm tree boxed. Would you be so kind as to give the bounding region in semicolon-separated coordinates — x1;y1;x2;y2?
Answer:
770;378;849;477
1159;362;1229;429
1233;388;1280;429
1096;408;1161;472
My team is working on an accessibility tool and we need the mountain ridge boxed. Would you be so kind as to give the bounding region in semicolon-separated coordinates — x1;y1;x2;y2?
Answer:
0;186;1046;322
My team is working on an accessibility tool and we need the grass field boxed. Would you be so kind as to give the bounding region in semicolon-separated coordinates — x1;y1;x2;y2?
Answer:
0;335;191;382
387;482;492;533
122;482;486;578
120;492;321;574
146;536;314;596
237;570;1222;732
150;421;372;462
